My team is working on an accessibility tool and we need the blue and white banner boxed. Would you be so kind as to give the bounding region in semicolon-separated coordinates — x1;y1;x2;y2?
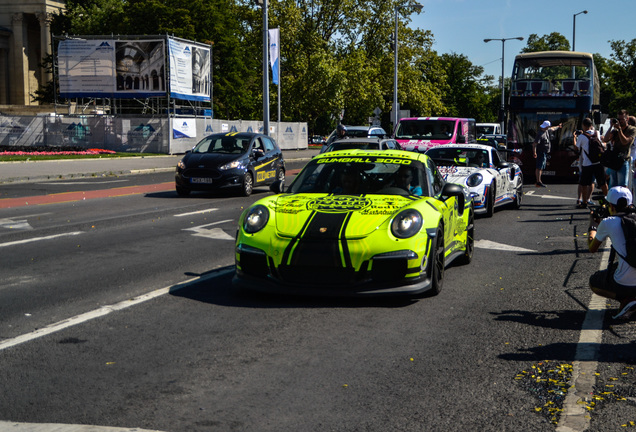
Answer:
167;37;211;102
172;118;197;139
268;28;280;85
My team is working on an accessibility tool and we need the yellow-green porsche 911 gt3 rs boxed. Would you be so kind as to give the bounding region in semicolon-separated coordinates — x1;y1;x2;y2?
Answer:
233;149;474;297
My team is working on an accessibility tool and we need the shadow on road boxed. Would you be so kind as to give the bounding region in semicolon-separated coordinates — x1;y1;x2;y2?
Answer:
170;265;418;310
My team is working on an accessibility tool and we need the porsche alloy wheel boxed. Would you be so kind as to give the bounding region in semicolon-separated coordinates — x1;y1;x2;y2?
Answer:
512;180;523;209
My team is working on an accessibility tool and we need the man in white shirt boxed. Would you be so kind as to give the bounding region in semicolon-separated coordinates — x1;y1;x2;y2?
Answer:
576;117;607;208
588;186;636;318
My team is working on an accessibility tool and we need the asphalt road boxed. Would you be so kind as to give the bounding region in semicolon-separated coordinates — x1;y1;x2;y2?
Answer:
1;168;636;432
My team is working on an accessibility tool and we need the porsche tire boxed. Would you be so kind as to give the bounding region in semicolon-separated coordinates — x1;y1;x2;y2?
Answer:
429;226;445;295
485;182;495;218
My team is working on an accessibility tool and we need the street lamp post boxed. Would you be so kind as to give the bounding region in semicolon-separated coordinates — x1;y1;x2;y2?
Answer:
483;36;523;135
262;0;270;136
572;10;588;51
392;2;423;131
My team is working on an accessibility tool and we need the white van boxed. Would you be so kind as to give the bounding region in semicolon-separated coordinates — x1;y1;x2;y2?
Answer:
476;123;502;136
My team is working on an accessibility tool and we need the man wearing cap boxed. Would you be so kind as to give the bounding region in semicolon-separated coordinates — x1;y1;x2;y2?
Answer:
532;120;561;187
588;186;636;319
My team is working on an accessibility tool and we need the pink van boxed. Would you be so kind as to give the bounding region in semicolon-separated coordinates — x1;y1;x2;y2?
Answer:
394;117;476;152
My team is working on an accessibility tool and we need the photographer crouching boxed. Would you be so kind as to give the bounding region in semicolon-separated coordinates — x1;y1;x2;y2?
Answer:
588;186;636;319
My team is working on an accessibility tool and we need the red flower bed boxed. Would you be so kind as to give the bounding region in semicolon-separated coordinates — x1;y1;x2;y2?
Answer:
0;148;116;156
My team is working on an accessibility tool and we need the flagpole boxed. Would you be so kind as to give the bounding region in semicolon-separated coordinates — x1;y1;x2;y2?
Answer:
277;33;281;124
262;0;269;136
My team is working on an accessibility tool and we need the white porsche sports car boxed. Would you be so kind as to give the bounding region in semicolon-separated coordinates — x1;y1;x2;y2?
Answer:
425;143;523;217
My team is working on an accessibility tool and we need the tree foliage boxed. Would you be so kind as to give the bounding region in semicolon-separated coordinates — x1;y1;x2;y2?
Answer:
521;32;570;53
439;53;497;122
604;39;636;115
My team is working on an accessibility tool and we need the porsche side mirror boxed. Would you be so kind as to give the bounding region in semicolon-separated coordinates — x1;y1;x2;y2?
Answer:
441;183;465;214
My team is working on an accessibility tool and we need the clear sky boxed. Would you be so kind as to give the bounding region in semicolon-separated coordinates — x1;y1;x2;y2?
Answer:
410;0;631;81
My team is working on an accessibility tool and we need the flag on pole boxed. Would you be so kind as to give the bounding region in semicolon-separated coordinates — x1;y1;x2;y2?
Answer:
268;28;280;85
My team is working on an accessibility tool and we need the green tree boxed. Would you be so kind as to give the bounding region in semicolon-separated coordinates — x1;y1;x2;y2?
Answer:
438;52;496;121
592;53;616;114
605;39;636;115
521;32;570;53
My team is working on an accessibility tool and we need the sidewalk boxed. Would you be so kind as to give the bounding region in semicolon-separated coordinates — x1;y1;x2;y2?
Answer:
0;148;319;184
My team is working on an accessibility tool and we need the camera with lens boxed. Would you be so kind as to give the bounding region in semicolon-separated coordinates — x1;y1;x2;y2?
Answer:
611;118;619;125
591;197;611;220
574;129;583;136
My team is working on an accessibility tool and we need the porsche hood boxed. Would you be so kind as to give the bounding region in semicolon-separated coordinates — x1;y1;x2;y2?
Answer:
437;165;490;185
271;194;418;238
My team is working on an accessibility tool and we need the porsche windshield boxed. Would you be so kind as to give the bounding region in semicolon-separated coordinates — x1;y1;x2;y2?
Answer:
288;156;429;196
192;135;249;155
427;148;489;168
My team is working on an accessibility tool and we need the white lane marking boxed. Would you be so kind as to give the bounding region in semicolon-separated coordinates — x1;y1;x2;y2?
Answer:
556;248;609;432
0;217;33;230
183;219;234;240
174;208;218;217
0;231;83;248
474;239;537;253
0;213;52;231
0;421;167;432
0;268;233;352
524;190;577;201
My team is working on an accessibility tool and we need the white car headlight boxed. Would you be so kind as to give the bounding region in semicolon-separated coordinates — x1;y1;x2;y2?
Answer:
466;173;483;187
220;159;245;170
391;209;423;239
243;205;269;234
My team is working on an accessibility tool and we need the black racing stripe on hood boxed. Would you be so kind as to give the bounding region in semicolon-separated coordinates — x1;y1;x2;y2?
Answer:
340;211;354;268
281;211;318;266
287;211;350;268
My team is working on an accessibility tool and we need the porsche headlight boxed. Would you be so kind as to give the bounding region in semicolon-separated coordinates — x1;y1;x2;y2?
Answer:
243;205;269;234
466;173;483;187
391;209;423;239
220;159;245;171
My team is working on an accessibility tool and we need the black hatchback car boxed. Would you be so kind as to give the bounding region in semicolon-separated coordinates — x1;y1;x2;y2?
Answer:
175;132;286;197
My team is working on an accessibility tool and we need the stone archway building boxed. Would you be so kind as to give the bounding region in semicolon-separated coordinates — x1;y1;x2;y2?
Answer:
0;0;65;106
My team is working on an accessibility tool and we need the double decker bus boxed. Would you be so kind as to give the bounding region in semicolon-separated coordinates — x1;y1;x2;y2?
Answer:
506;51;601;180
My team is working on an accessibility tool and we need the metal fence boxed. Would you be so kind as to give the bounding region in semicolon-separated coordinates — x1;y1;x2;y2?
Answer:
0;115;308;154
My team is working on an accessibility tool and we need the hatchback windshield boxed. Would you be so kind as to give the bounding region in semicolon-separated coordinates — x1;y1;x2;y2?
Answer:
288;156;429;196
192;135;249;155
